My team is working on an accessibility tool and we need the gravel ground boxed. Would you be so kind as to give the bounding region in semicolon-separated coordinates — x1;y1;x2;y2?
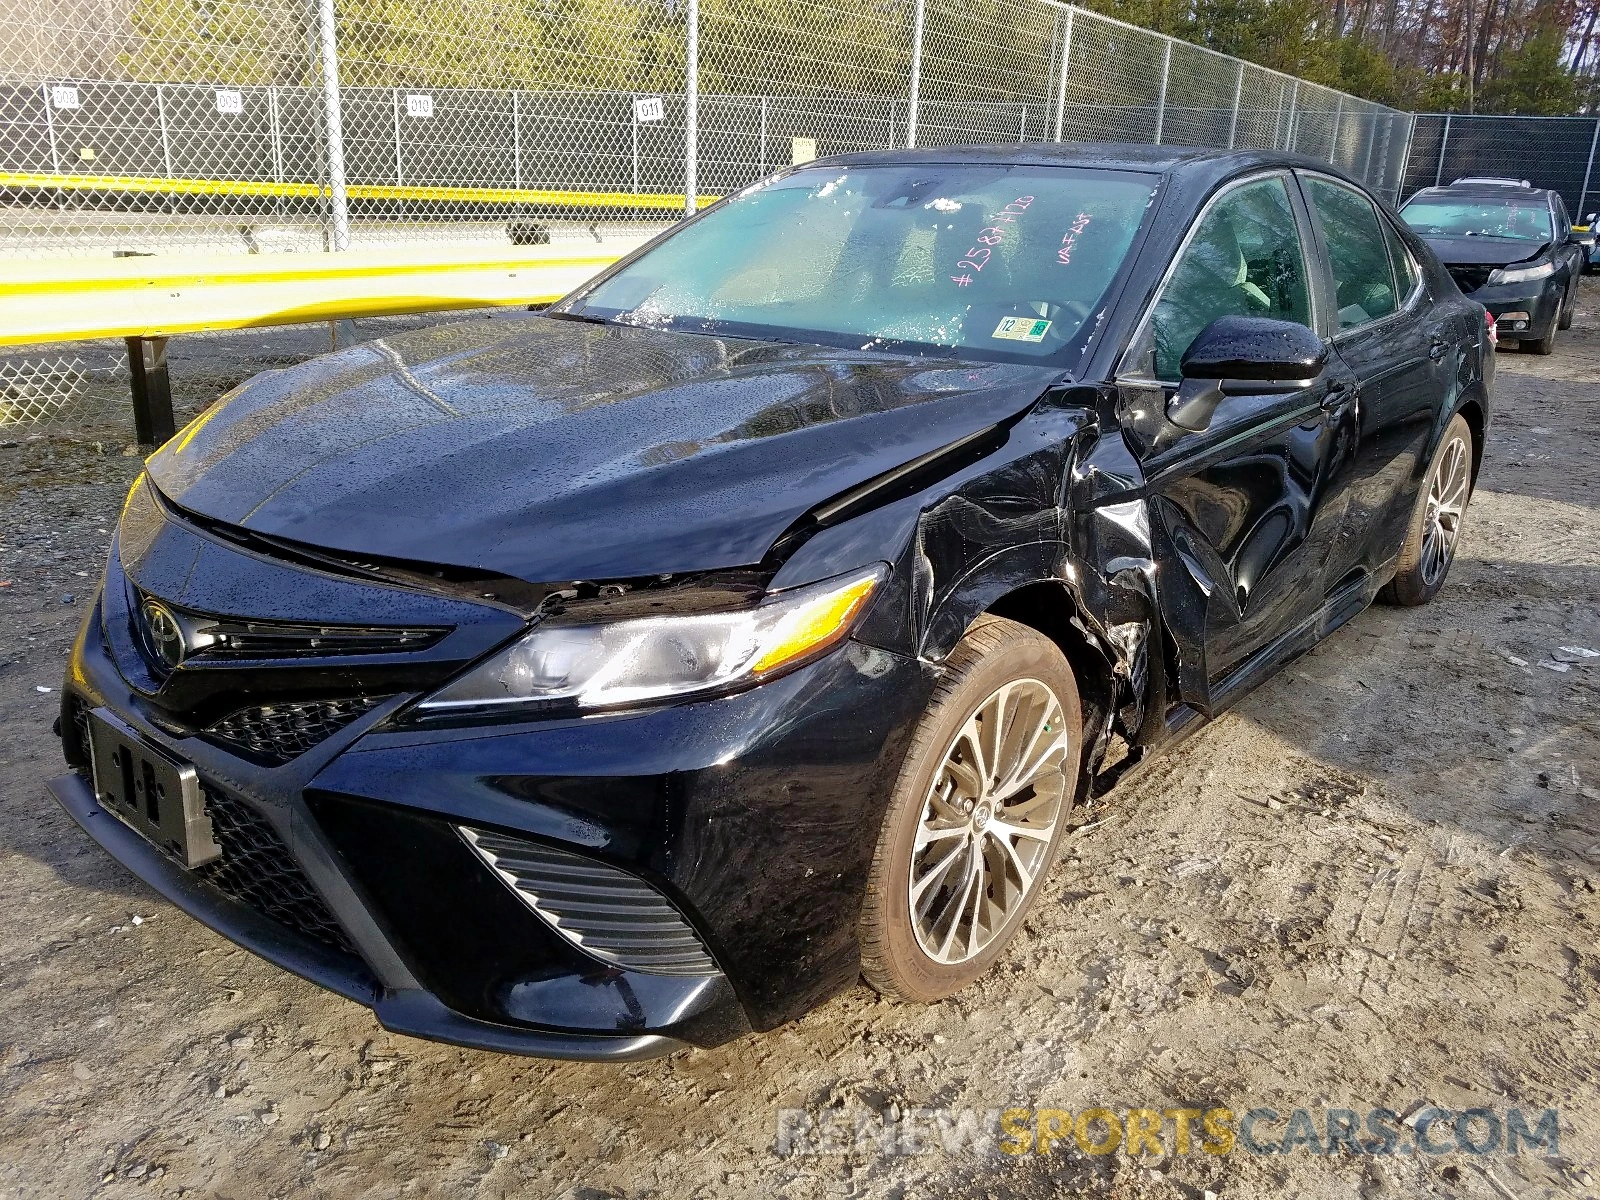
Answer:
1;288;1597;1199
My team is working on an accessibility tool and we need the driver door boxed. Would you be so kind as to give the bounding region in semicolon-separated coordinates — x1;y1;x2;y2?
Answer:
1117;172;1361;712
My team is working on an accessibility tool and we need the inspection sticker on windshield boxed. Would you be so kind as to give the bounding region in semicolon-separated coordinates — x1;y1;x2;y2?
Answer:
993;317;1051;343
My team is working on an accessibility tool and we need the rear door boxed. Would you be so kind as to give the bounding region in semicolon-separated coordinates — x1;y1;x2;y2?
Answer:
1297;172;1444;588
1116;171;1360;706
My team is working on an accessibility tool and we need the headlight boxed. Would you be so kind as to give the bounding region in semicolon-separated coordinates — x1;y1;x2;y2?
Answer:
417;565;887;714
1488;259;1557;285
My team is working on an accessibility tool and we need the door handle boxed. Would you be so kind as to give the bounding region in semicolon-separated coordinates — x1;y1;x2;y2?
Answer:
1428;337;1449;362
1321;383;1357;411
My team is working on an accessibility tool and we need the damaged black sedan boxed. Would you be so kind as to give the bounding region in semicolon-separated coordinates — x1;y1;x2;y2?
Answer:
52;145;1493;1060
1400;178;1588;353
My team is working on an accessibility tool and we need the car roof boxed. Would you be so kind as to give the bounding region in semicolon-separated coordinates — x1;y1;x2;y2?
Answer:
1406;183;1557;205
802;141;1358;181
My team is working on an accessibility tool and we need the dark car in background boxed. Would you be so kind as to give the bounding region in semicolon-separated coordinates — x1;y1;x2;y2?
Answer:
1400;178;1590;353
51;145;1493;1061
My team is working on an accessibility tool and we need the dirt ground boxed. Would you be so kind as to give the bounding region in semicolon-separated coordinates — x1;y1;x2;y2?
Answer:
1;288;1597;1200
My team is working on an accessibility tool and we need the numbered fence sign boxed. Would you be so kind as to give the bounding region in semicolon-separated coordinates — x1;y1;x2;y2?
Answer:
49;85;80;110
215;89;243;115
791;137;817;165
405;94;435;119
633;95;665;123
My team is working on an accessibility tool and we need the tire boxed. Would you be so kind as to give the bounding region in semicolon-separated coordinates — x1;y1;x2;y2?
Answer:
1524;323;1557;354
1380;413;1474;607
1558;280;1575;331
859;615;1083;1003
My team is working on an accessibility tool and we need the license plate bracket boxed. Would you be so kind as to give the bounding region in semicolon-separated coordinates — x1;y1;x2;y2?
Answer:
87;707;221;868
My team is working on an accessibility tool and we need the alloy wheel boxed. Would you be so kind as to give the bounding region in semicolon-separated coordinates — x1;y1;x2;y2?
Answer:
908;678;1070;965
1421;432;1470;588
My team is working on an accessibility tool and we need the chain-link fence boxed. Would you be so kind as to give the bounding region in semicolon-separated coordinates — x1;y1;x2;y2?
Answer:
2;0;1412;428
1401;114;1600;218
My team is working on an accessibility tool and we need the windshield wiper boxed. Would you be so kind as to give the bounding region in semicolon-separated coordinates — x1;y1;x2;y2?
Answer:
543;309;610;325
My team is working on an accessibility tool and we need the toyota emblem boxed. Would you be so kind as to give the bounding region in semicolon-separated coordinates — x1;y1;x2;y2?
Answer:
140;599;187;669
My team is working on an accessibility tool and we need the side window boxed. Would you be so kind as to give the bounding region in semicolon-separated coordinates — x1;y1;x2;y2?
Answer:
1145;177;1313;381
1380;216;1419;302
1304;177;1398;331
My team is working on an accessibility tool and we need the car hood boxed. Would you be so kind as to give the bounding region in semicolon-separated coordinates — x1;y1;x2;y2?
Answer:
1416;234;1551;267
146;316;1061;583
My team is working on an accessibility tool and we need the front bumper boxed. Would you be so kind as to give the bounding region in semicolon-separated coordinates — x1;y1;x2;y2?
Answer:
1469;280;1563;341
60;584;936;1056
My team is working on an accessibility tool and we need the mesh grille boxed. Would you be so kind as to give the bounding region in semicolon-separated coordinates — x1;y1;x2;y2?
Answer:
205;696;389;764
196;783;361;958
460;827;718;977
1446;264;1495;294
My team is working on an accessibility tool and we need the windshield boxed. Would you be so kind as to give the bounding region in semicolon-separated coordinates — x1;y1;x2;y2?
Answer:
1400;197;1553;242
565;164;1158;360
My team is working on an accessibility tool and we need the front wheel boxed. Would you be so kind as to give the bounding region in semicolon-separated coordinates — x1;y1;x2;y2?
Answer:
1381;413;1473;606
859;616;1082;1003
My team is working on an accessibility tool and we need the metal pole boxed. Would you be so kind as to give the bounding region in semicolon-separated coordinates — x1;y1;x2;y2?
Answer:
1153;39;1171;144
1434;114;1451;187
40;81;60;176
1577;116;1600;219
513;91;521;189
632;95;639;212
1019;105;1027;143
156;83;174;178
1227;61;1242;149
685;0;698;216
1052;8;1073;142
268;86;283;184
315;0;351;251
1331;95;1343;163
759;95;769;174
1284;80;1298;151
1394;112;1416;204
392;88;403;187
906;0;926;148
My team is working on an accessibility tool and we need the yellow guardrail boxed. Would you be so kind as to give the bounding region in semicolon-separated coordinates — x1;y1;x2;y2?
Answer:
0;170;720;210
0;243;641;347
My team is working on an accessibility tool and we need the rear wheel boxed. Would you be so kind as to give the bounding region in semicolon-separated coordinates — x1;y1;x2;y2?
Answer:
1381;413;1473;606
859;616;1082;1003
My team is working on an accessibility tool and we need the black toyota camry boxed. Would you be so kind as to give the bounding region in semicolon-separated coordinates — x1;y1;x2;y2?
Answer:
53;144;1493;1060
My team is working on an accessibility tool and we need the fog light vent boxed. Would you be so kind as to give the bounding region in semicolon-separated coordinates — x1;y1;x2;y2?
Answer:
459;827;719;977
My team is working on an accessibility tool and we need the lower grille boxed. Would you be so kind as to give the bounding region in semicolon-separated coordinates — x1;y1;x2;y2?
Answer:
196;783;361;958
1447;264;1495;293
460;827;719;977
205;696;389;764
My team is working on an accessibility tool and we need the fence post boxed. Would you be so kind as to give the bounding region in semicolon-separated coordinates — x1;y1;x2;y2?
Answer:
391;88;403;187
1052;8;1073;142
39;81;61;177
513;91;522;189
1331;95;1342;162
631;95;640;212
907;0;926;148
268;86;283;185
1434;114;1451;187
156;83;174;179
1394;113;1416;203
1227;61;1242;149
315;0;351;251
760;94;768;174
1153;40;1171;144
1578;117;1600;219
685;0;699;216
1284;80;1298;151
1019;105;1027;142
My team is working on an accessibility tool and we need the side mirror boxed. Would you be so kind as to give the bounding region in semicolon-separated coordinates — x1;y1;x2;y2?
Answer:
1572;228;1596;248
1167;316;1328;432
